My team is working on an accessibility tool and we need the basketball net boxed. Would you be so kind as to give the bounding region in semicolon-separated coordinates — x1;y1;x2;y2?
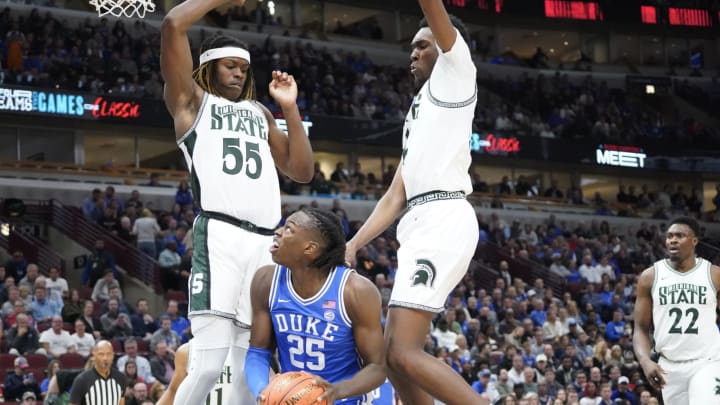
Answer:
89;0;156;18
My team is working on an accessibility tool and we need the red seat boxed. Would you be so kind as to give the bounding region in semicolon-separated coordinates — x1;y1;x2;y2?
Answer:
111;338;123;355
0;369;7;382
79;286;93;300
136;339;150;356
0;353;16;369
165;290;188;304
59;352;85;369
36;322;51;333
29;367;45;383
93;301;103;317
24;353;48;369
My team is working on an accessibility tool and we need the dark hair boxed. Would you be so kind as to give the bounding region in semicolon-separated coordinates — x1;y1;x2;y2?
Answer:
301;208;346;270
668;216;700;237
418;14;470;44
193;34;256;101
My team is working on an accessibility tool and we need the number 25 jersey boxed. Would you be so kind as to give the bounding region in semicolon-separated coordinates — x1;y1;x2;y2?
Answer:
269;265;367;404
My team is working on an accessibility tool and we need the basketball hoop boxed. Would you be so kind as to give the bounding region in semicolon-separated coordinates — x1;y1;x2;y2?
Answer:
89;0;156;18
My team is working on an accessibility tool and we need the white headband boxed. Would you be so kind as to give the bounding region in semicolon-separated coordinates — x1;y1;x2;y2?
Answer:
199;47;251;65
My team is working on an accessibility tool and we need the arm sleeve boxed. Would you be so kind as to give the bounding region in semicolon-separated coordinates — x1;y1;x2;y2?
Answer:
245;346;272;399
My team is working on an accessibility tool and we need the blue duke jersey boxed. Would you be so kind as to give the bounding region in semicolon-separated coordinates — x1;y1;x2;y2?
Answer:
652;257;720;361
269;265;368;405
177;92;281;229
371;379;395;405
401;28;477;198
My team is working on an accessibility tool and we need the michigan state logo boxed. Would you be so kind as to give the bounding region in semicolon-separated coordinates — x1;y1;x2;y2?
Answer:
411;259;436;288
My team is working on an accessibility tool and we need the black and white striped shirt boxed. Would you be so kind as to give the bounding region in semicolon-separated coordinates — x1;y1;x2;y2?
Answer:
69;367;127;405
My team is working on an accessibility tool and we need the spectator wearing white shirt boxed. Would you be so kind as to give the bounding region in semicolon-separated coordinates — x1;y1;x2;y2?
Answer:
18;263;40;293
431;318;458;351
45;267;69;298
39;315;76;359
71;318;95;359
549;253;570;278
542;307;563;340
595;255;615;281
518;224;539;246
91;270;122;302
158;240;182;269
578;254;602;284
507;354;526;385
117;337;156;384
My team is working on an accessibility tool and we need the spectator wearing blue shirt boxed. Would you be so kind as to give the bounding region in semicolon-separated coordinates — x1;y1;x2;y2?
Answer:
611;376;637;405
81;188;102;218
605;309;625;343
5;251;28;283
31;286;60;326
175;180;193;208
566;266;582;285
162;299;190;343
82;240;119;287
471;369;492;393
529;297;547;327
164;226;188;257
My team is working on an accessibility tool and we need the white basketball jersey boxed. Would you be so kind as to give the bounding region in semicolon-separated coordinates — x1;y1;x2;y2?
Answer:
401;29;476;199
652;257;720;361
178;93;281;229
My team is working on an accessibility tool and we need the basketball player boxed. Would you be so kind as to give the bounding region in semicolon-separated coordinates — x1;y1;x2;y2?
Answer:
633;217;720;405
161;0;314;403
156;342;234;405
246;208;386;404
344;2;485;405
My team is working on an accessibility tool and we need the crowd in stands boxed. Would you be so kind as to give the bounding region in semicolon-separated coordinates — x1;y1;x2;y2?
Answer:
1;172;720;404
2;7;719;146
0;243;189;402
477;72;720;145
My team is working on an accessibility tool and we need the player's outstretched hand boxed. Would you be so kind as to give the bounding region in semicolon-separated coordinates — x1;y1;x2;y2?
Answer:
312;376;339;404
269;70;298;109
344;244;357;269
640;359;666;390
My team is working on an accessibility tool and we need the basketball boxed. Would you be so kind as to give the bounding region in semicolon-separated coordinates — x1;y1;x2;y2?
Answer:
261;371;327;405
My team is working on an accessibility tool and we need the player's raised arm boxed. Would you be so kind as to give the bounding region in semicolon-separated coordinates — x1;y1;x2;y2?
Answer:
633;267;665;390
418;0;459;52
256;99;314;183
346;166;406;265
315;273;386;403
246;265;277;401
161;0;240;120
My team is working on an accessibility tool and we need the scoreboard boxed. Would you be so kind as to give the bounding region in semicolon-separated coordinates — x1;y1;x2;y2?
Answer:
442;0;716;27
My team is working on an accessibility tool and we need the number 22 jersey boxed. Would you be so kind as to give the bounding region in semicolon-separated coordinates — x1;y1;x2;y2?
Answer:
269;265;368;404
652;257;720;362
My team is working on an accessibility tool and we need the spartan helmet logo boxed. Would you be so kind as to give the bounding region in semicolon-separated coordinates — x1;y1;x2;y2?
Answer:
411;259;436;288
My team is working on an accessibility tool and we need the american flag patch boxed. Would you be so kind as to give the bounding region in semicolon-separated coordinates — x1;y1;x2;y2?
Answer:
322;300;336;309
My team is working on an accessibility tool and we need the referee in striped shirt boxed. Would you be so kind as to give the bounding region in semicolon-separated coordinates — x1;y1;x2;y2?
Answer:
70;340;127;405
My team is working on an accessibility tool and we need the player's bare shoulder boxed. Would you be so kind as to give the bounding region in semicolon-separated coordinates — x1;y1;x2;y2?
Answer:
252;265;276;289
637;265;656;293
710;263;720;292
344;271;382;319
